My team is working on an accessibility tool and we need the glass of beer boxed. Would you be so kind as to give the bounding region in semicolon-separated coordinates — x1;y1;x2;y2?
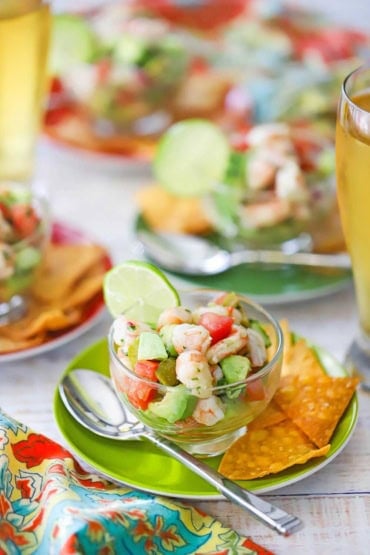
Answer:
0;1;51;182
336;63;370;389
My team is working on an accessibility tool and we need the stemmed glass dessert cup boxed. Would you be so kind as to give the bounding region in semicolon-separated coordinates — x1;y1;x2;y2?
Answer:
336;63;370;390
0;181;50;325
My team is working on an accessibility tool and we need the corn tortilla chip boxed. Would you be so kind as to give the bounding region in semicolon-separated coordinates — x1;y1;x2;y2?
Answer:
274;374;359;448
0;242;108;354
136;185;212;235
219;420;330;480
248;400;287;431
31;243;106;302
281;338;325;379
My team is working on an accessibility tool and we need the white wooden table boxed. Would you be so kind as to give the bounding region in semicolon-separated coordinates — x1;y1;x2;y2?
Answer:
0;144;368;555
1;1;370;552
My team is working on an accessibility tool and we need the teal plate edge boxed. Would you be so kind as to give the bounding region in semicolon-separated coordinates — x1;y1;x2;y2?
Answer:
53;337;359;500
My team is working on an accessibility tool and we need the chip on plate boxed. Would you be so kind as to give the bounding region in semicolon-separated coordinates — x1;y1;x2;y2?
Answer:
274;374;359;448
219;420;330;480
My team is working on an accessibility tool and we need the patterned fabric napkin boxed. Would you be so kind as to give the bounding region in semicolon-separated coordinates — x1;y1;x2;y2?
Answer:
0;411;273;554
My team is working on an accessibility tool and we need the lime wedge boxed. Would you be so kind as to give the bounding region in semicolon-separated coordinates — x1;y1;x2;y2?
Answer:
153;119;230;197
103;260;180;324
50;14;97;75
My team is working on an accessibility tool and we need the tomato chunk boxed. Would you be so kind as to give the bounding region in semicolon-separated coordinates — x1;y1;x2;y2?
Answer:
10;204;39;238
199;312;234;344
134;360;159;381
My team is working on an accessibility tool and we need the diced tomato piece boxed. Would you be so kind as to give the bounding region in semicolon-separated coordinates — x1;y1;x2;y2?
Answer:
10;204;39;238
246;379;266;401
134;0;249;30
126;378;156;410
49;76;65;95
134;360;159;381
199;312;234;345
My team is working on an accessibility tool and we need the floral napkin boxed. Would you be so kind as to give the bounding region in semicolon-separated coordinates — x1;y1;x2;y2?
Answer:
0;411;273;554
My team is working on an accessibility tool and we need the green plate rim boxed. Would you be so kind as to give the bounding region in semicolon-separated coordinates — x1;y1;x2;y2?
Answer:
134;214;352;306
53;337;359;499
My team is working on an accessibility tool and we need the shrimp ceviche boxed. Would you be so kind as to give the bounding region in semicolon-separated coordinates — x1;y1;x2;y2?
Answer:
0;184;47;302
208;122;335;246
109;290;282;450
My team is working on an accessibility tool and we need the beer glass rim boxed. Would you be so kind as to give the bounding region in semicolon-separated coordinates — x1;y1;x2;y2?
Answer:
342;62;370;114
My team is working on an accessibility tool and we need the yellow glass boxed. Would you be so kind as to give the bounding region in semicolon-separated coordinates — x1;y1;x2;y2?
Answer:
0;1;51;181
336;64;370;388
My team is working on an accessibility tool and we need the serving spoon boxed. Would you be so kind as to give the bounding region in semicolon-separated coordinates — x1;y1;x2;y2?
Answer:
59;368;303;536
136;225;351;276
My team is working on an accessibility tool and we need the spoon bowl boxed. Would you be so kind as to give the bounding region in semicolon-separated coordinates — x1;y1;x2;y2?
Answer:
135;217;351;275
59;368;303;536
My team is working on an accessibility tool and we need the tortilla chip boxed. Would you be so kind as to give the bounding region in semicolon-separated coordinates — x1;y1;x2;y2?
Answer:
248;400;287;431
136;185;212;235
0;241;108;354
60;274;104;311
274;374;359;448
0;334;45;354
31;244;106;302
281;338;325;379
219;420;330;480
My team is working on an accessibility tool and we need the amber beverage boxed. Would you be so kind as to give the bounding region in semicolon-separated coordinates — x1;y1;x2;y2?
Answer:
336;64;370;384
0;1;51;181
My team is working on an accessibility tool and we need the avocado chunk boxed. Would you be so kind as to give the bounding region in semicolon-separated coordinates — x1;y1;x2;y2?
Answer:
138;332;168;361
149;385;197;423
159;324;177;356
220;355;250;399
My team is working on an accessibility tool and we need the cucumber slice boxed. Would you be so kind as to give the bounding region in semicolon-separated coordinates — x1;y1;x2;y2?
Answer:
154;119;230;197
50;14;97;75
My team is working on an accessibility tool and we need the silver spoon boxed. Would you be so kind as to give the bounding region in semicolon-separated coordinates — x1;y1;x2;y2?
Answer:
136;226;351;276
59;368;303;537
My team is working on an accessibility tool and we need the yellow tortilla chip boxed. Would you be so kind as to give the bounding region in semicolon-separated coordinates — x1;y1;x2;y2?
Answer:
219;420;330;480
0;242;108;354
248;400;287;431
274;374;359;448
32;243;106;302
136;185;212;235
281;338;325;379
60;274;104;311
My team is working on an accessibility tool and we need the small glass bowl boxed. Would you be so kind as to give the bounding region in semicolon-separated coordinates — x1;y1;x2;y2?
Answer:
0;182;50;324
109;289;283;457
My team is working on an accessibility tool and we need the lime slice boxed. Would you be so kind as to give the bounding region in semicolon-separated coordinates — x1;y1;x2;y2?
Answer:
153;119;230;197
50;14;97;75
103;260;180;324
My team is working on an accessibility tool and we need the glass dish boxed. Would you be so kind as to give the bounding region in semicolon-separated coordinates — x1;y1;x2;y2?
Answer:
109;289;283;457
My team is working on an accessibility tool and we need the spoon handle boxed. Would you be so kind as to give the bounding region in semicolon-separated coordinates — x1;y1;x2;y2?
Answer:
230;249;351;269
144;432;303;536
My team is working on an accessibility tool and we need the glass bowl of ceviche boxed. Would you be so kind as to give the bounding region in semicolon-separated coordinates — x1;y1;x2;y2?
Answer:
109;289;283;457
0;182;49;324
50;5;190;137
206;122;336;248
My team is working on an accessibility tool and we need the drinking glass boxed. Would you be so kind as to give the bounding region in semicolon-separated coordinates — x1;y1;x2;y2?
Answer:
0;0;51;182
336;63;370;389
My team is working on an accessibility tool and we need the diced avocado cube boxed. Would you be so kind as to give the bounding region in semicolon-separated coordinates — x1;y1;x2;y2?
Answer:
221;355;250;384
138;331;168;361
149;385;197;423
159;324;177;356
221;355;250;400
156;358;178;386
15;247;41;272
